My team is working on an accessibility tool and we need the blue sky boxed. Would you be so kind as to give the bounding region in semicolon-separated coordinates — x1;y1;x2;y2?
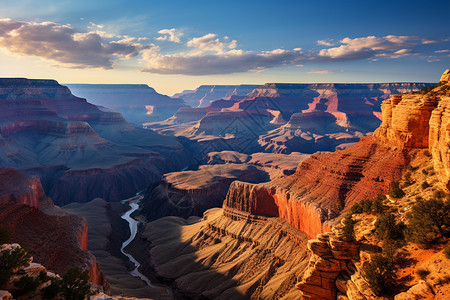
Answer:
0;0;448;94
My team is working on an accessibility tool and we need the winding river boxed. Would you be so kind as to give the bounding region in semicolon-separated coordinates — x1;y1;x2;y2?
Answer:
120;196;158;288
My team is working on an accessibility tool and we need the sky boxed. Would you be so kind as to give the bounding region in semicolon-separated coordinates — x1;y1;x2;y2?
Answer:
0;0;449;95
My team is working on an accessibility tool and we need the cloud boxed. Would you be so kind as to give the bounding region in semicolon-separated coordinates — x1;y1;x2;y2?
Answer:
141;48;307;75
317;40;334;47
318;35;429;60
308;70;335;74
156;28;183;43
186;33;237;53
0;18;149;68
435;49;450;53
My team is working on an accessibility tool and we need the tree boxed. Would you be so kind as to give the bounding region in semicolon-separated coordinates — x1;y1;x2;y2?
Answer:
389;181;405;198
364;254;398;296
371;196;386;214
0;247;31;287
341;214;356;242
42;267;92;300
375;212;404;241
406;198;450;245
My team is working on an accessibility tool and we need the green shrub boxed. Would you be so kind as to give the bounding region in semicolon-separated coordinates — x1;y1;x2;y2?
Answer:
422;169;429;175
406;198;450;245
341;214;356;242
375;212;404;241
351;203;363;214
389;181;405;198
62;267;92;300
424;150;432;157
361;199;373;213
371;197;386;214
364;254;398;296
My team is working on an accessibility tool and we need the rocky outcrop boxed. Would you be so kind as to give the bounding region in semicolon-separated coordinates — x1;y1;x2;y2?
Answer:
0;78;191;204
127;208;310;299
0;168;106;286
67;84;188;125
296;233;359;300
0;168;44;207
142;164;269;220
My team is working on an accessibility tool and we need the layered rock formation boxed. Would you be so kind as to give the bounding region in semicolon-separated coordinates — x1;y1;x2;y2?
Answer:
173;85;259;107
142;164;269;220
152;82;431;155
375;69;450;189
0;78;191;204
0;168;105;286
128;208;310;299
67;84;188;125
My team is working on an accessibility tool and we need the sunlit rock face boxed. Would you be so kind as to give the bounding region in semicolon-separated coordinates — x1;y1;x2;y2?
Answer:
67;84;188;125
142;163;269;220
0;167;106;286
0;78;191;205
152;81;432;155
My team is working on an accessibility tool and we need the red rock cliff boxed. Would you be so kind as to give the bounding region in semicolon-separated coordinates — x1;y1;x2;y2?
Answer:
0;168;106;287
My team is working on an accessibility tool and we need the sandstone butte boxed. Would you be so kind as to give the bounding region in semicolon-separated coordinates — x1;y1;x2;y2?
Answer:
0;167;107;288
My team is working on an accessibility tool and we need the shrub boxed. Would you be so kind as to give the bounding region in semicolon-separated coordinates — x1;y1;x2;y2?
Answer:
371;197;386;214
341;214;356;242
424;150;432;157
406;198;450;245
0;247;31;287
364;254;398;296
422;169;429;175
361;199;373;213
389;181;405;198
375;212;404;241
416;268;430;280
13;275;40;297
421;181;430;189
43;267;92;300
351;203;363;214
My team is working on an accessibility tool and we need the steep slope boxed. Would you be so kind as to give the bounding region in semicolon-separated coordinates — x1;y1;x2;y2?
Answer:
67;84;188;125
0;78;191;205
0;167;106;286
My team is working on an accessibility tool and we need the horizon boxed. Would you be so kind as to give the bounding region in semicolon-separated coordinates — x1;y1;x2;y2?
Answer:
0;0;449;95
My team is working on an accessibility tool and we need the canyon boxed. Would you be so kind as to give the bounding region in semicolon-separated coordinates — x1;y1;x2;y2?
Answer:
1;71;448;300
0;78;191;205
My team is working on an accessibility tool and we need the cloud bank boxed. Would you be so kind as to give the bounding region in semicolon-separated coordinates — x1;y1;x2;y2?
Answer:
0;18;445;75
0;19;148;68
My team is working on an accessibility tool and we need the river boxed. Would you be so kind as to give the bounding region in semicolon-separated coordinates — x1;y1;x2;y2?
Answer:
120;195;158;288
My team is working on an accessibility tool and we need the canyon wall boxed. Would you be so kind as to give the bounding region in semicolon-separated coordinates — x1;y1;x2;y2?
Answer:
0;167;106;286
0;78;191;205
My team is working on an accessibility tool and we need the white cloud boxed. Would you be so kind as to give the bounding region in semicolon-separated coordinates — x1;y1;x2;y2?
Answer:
318;35;425;60
0;19;149;68
156;28;183;43
141;48;306;75
186;33;237;53
308;70;335;74
435;49;450;53
317;40;334;47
